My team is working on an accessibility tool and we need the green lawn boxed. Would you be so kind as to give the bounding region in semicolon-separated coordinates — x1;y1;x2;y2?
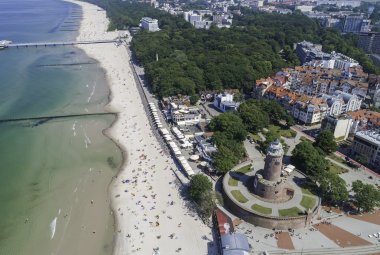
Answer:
228;176;238;186
235;164;252;174
268;125;297;138
278;207;303;217
328;162;348;174
300;195;316;209
251;204;272;215
231;190;248;203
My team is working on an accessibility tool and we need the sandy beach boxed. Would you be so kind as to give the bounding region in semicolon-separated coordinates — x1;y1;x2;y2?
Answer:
66;1;213;254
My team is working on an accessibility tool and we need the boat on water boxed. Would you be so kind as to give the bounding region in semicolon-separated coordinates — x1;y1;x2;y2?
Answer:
0;40;12;49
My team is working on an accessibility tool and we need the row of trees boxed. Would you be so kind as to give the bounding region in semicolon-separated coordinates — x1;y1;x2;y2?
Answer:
209;99;294;173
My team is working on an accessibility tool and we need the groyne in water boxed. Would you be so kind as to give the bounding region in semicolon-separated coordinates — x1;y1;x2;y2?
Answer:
0;112;116;125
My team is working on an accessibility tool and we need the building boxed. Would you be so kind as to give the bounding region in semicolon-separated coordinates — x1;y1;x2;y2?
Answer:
358;32;380;54
321;115;353;140
347;109;380;133
343;16;371;33
161;96;202;125
213;207;250;255
295;41;326;64
295;5;313;13
315;0;361;8
140;17;159;32
213;93;240;112
368;74;380;107
195;135;217;162
169;103;202;125
351;130;380;168
295;41;359;71
253;140;290;201
220;233;250;255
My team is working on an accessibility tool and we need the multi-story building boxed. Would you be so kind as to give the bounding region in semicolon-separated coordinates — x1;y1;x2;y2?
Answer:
292;99;329;124
351;130;380;168
295;5;313;13
358;32;380;54
295;41;327;65
368;74;380;107
140;17;160;32
213;92;240;112
295;41;359;71
315;0;361;8
284;66;367;97
321;110;380;140
343;16;371;33
321;115;353;140
348;110;380;133
161;96;202;125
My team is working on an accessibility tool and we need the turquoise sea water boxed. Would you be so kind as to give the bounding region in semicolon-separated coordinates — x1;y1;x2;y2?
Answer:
0;1;122;254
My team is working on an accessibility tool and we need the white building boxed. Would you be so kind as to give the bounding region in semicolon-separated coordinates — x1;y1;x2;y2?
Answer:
169;102;202;125
321;115;353;140
352;130;380;168
140;17;159;32
213;93;240;112
295;5;313;13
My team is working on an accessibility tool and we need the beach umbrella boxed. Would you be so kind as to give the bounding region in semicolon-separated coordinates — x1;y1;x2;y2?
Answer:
200;161;207;167
190;155;200;161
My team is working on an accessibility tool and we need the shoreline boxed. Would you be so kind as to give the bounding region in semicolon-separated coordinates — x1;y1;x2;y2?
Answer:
67;1;213;254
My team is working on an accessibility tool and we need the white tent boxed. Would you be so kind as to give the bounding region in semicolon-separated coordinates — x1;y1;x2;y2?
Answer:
160;128;169;135
164;136;173;141
151;108;157;112
177;156;185;162
284;164;295;174
157;124;163;128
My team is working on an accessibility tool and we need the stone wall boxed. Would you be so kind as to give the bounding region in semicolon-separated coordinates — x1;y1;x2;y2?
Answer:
223;188;319;230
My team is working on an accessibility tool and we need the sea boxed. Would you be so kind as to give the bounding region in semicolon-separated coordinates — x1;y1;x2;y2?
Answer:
0;0;122;254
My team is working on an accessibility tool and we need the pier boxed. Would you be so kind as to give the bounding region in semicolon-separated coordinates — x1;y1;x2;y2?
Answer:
6;39;119;48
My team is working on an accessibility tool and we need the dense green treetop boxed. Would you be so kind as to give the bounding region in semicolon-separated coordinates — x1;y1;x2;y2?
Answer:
318;171;348;204
209;112;247;141
85;0;379;97
352;180;380;212
292;141;329;177
189;174;213;202
314;130;338;155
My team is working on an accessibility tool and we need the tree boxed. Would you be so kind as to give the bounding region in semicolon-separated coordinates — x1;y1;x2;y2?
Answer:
292;141;329;177
314;130;338;154
189;174;213;203
209;112;247;141
238;102;269;132
233;92;244;102
198;191;216;218
318;171;348;204
190;94;199;105
352;180;380;212
212;145;239;173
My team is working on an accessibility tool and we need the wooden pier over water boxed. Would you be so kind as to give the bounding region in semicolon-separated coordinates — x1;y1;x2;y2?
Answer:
7;39;119;48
